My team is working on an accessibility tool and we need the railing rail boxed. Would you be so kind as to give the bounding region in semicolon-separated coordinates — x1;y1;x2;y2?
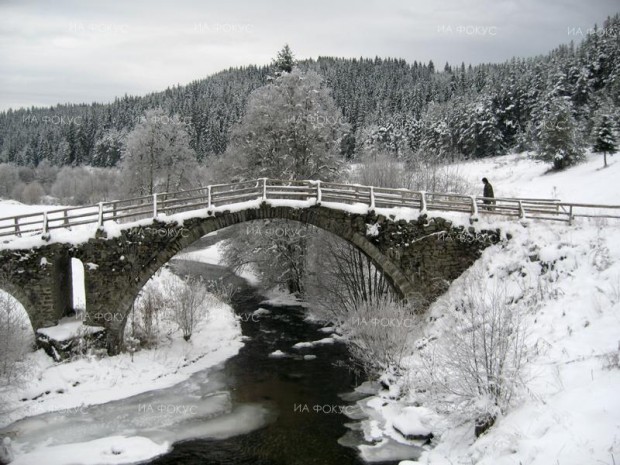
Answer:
1;178;619;240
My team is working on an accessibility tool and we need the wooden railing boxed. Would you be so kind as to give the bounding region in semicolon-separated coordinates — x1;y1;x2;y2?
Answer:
1;178;619;240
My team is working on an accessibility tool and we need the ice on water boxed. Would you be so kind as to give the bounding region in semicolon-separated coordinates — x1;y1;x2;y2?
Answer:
4;370;270;462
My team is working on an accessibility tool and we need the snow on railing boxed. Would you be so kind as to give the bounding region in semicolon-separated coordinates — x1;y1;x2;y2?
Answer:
1;178;619;241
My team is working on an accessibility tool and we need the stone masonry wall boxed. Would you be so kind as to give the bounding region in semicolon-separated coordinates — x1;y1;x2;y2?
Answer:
0;204;503;353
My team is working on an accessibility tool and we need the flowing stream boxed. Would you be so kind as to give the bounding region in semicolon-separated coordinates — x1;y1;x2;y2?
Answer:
1;237;413;464
151;258;371;464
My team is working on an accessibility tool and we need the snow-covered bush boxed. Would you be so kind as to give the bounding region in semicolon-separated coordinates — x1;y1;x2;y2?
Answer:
350;151;472;194
51;166;121;204
418;270;528;428
405;158;473;194
350;153;407;189
0;163;19;198
127;270;212;347
127;282;166;349
341;294;419;377
0;291;34;385
18;181;45;204
166;275;209;341
205;278;237;305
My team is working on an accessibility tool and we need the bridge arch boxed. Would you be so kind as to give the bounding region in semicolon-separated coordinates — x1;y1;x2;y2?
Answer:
0;281;38;334
75;205;417;353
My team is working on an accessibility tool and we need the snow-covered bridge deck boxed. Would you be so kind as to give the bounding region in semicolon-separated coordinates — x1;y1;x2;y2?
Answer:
1;178;619;245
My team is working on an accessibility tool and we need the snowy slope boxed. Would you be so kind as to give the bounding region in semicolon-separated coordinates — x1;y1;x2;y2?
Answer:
456;151;620;204
348;153;620;465
0;199;65;219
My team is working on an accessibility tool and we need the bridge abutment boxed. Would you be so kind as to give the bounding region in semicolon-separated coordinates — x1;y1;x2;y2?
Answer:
0;244;73;331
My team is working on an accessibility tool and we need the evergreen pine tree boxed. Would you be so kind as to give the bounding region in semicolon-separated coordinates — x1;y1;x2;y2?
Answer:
593;113;617;168
273;44;296;75
536;97;584;170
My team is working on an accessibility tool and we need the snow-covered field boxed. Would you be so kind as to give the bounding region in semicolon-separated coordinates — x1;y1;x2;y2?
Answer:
0;199;66;219
456;151;619;204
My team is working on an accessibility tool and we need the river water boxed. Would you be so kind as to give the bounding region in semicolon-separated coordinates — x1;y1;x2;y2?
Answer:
152;258;372;464
1;242;413;464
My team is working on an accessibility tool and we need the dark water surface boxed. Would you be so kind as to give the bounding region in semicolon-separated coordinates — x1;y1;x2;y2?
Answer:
152;257;384;465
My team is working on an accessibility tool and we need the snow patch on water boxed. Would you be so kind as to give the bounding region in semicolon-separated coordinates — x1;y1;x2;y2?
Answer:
10;436;171;465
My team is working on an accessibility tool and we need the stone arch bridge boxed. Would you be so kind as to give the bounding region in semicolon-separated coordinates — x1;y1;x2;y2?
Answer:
0;179;516;353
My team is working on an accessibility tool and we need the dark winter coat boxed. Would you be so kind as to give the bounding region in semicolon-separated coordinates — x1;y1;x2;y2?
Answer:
483;182;494;199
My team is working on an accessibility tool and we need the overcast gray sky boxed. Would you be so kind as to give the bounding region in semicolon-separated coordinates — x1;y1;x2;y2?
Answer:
0;0;617;111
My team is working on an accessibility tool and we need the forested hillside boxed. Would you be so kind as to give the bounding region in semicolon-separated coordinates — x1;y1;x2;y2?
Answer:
1;14;618;167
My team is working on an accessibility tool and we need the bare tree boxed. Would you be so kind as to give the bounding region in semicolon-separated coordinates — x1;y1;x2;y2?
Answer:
350;151;473;194
340;293;418;378
167;276;209;341
128;283;166;348
222;220;309;294
205;278;237;305
305;231;393;321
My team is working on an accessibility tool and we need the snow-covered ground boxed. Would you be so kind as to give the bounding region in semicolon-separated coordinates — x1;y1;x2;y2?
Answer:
348;153;620;465
0;264;245;464
456;151;619;204
0;199;68;219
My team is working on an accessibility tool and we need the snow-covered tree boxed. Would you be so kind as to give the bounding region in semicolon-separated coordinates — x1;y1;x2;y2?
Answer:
535;97;584;170
273;44;295;74
592;112;617;168
224;69;348;181
458;96;504;158
93;128;126;167
121;108;197;196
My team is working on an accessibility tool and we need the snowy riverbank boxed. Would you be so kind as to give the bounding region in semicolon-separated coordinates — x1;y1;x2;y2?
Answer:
0;263;244;464
351;153;620;464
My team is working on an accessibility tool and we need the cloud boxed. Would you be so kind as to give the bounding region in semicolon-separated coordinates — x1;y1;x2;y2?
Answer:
0;0;618;110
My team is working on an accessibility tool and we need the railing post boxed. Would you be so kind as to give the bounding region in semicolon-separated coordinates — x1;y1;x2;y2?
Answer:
262;178;267;201
420;191;427;213
518;200;526;219
470;195;478;217
42;212;49;234
207;186;212;208
369;186;375;209
569;205;574;225
14;217;21;236
153;194;158;218
98;202;104;228
316;181;322;204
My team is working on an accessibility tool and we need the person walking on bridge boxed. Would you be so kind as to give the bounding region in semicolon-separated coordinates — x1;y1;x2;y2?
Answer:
482;177;495;210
